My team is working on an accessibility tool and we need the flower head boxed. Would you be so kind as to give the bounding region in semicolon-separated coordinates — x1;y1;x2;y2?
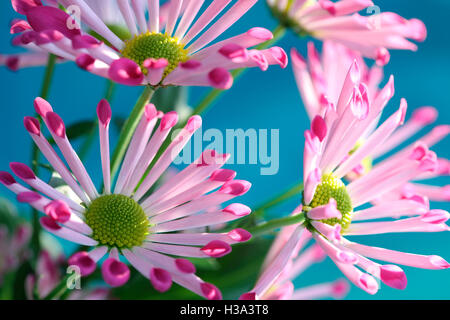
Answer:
6;0;287;87
267;0;426;65
0;97;253;299
254;60;449;295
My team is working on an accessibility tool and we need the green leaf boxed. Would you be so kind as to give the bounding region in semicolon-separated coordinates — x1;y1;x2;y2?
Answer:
48;120;96;145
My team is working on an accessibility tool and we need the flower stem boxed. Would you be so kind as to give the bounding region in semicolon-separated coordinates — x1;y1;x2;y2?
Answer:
30;54;57;260
229;182;303;231
191;25;286;116
43;274;71;300
39;54;57;100
110;86;155;179
78;79;116;160
248;212;306;238
253;182;303;217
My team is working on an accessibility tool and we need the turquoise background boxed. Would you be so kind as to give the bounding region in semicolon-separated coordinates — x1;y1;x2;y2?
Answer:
0;1;449;299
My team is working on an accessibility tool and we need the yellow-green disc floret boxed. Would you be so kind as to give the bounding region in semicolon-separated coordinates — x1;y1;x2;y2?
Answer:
306;173;353;231
121;32;189;77
85;194;150;249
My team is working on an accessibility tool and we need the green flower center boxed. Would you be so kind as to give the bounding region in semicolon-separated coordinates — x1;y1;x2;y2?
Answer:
121;32;189;78
85;194;150;249
304;174;353;231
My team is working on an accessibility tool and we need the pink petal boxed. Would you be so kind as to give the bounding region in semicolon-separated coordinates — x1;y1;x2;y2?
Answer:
375;47;390;66
411;106;438;125
26;6;81;39
332;279;350;299
208;68;233;89
175;259;196;274
222;203;251;216
46;112;66;138
34;30;63;45
239;292;256;300
227;228;252;242
97;99;112;126
311;115;327;142
219;43;248;63
101;258;130;287
34;97;53;118
160;111;179;131
149;268;172;292
40;216;61;230
10;19;31;34
200;240;231;258
12;0;42;15
68;251;97;276
108;58;144;86
17;191;41;203
421;210;450;224
380;265;407;290
0;172;16;186
72;34;102;50
76;54;96;71
186;115;202;133
219;180;251;196
44;200;71;223
200;282;222;300
10;162;35;180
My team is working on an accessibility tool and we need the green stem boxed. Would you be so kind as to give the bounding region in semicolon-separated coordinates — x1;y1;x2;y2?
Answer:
78;80;116;160
39;54;57;100
43;274;71;300
230;182;303;231
30;54;57;260
110;86;155;179
253;182;303;217
248;212;306;237
191;25;286;116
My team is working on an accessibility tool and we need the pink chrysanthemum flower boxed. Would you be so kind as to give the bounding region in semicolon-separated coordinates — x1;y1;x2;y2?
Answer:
1;0;166;71
292;41;450;201
0;98;253;299
250;61;450;295
267;0;426;65
7;0;287;87
241;223;349;300
25;250;112;300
